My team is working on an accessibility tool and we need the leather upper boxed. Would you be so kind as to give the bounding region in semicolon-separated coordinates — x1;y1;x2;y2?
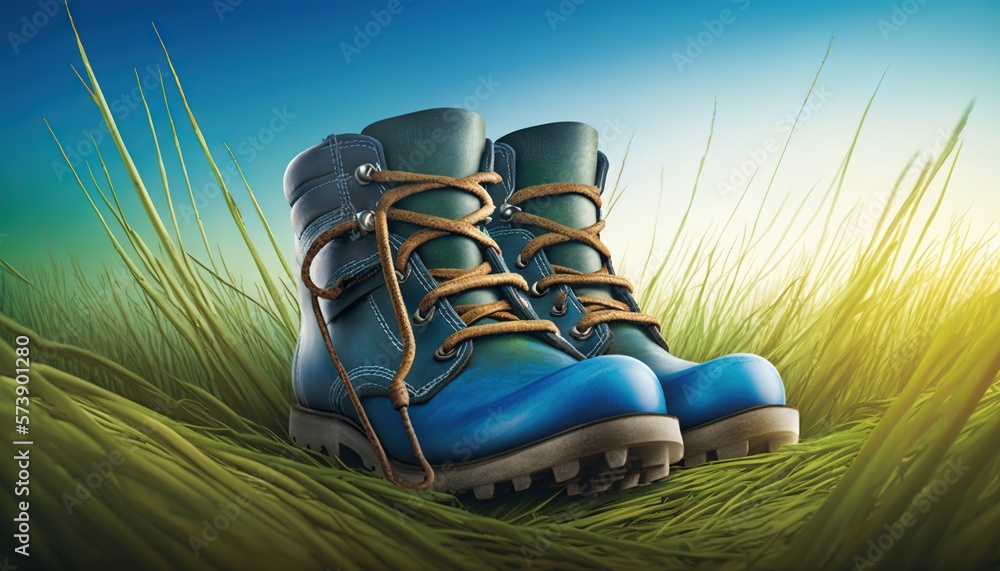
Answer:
486;140;787;431
486;143;668;355
285;130;668;464
287;135;476;408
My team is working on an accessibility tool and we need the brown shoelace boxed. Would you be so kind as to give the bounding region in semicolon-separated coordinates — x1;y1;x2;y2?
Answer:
301;169;559;490
504;182;660;338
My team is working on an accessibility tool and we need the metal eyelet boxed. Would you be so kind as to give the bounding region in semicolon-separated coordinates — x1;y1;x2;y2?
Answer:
498;203;521;222
394;264;411;283
413;305;435;325
528;282;547;298
514;253;529;269
569;324;594;341
550;300;568;317
434;345;459;361
356;210;375;233
354;163;377;185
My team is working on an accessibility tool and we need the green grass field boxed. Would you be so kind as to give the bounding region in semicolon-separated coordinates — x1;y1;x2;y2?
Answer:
1;13;998;571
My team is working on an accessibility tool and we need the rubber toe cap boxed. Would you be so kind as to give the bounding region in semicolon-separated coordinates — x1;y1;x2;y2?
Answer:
658;353;786;430
369;352;666;464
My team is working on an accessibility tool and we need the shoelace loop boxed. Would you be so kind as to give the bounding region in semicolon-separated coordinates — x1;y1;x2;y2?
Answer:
301;169;559;490
505;182;661;334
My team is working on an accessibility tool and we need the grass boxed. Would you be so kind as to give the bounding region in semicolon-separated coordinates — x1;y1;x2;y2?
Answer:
1;9;998;571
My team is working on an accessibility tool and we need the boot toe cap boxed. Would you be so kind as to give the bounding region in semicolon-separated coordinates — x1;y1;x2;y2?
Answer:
659;353;786;430
372;353;667;464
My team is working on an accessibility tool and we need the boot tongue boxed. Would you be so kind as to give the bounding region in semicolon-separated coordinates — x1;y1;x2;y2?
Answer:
498;122;607;297
502;124;658;355
362;108;494;305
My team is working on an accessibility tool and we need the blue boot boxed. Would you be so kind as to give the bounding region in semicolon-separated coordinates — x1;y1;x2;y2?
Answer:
487;122;799;466
285;109;683;497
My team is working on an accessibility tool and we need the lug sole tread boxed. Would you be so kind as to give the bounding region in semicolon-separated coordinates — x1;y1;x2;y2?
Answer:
679;406;800;467
289;407;683;499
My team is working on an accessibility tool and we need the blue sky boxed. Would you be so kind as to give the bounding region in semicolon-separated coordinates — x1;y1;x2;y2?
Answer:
1;0;997;278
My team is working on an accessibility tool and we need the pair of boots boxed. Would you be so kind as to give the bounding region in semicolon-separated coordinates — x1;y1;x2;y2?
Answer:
285;108;798;499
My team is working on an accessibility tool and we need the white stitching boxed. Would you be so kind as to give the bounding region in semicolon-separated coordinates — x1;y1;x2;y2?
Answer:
495;144;515;202
368;294;403;350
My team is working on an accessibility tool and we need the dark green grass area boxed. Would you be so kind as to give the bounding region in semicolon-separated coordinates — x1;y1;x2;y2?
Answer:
1;10;998;571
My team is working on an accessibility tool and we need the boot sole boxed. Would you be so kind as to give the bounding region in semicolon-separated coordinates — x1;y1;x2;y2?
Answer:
289;405;683;499
679;405;799;467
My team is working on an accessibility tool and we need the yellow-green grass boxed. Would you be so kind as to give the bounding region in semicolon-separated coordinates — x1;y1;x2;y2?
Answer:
1;9;997;571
